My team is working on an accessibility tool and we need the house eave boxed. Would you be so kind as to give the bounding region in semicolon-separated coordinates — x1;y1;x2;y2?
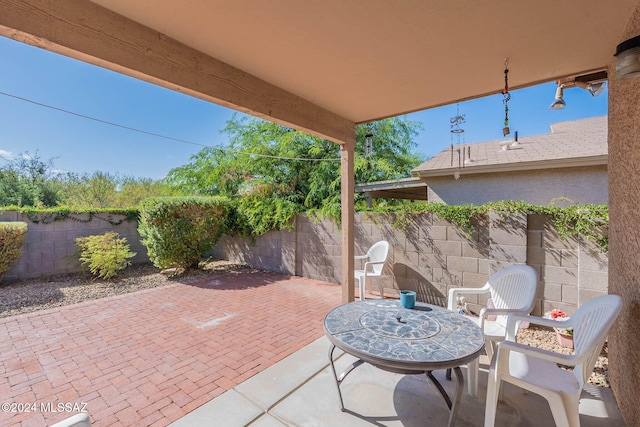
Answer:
413;155;608;178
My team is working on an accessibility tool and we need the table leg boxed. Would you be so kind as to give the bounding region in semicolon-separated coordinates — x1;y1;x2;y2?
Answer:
426;371;452;409
328;344;364;411
448;367;464;427
425;367;464;427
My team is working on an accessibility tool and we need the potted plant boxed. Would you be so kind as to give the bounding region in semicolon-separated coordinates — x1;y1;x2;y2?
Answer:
544;309;573;349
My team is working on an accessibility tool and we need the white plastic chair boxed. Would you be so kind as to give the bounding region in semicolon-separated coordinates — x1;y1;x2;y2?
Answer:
447;264;538;396
484;294;623;427
354;241;389;300
50;413;91;427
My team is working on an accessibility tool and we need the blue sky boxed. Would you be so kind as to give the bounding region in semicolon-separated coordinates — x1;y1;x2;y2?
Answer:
0;36;608;180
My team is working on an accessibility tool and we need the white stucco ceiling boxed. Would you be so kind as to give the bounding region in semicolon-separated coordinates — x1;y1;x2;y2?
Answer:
89;0;638;123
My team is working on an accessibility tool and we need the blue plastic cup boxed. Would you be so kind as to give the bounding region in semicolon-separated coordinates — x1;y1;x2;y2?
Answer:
400;290;416;309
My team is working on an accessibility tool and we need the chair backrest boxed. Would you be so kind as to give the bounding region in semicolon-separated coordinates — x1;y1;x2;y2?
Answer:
487;264;538;327
570;294;622;387
367;240;389;275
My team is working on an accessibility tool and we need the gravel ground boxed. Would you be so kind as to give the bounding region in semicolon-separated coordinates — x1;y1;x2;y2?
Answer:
0;260;250;318
0;262;609;387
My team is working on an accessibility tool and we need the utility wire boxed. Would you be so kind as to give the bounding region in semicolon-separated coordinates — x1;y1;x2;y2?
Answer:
0;90;341;162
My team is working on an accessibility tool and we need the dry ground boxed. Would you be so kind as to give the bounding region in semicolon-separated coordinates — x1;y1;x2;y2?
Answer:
0;261;609;387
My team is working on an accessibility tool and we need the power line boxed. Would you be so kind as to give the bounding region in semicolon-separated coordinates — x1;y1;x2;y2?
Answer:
0;90;341;162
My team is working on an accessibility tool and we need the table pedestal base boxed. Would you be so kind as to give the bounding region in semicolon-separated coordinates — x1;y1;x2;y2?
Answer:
329;345;465;427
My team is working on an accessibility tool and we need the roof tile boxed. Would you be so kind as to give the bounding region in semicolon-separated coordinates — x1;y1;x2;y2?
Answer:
413;116;607;174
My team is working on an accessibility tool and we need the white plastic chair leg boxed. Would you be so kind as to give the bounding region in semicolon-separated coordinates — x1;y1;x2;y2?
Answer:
547;393;580;427
467;358;479;397
484;374;500;427
498;380;505;401
358;276;365;300
485;339;496;360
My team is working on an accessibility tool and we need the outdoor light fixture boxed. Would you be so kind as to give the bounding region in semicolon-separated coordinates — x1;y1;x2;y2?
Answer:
587;82;606;96
575;81;607;97
615;35;640;80
550;70;608;110
549;85;566;110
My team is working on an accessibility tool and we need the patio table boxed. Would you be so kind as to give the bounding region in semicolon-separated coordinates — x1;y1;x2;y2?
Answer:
324;299;484;427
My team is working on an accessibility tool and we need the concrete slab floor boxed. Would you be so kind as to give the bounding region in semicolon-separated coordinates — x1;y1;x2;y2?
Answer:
171;336;624;426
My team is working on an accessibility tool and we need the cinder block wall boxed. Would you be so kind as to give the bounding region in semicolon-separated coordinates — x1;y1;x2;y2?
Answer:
0;212;147;281
214;212;608;316
2;211;608;316
526;214;609;316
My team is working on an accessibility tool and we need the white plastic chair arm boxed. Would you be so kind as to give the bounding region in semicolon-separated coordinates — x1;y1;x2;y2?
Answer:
355;255;369;260
447;285;490;311
505;312;565;341
496;340;578;368
478;307;529;329
363;260;385;274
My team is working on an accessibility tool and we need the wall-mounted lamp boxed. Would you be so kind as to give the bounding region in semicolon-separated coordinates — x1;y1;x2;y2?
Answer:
549;85;566;110
615;35;640;80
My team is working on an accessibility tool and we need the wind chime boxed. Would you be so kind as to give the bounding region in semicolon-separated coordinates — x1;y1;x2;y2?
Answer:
365;128;373;170
449;104;466;180
502;58;511;136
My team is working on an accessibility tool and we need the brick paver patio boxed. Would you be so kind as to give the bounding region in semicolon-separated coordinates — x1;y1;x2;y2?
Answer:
0;271;341;426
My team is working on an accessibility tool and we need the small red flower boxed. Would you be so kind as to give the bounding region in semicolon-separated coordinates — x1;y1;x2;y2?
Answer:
550;309;567;319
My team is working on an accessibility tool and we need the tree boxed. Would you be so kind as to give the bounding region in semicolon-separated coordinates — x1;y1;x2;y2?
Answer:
0;151;62;207
59;172;183;208
60;171;119;208
166;114;423;230
116;176;182;207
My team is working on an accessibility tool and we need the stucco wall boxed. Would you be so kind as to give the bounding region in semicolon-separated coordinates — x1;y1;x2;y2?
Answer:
426;166;608;205
607;4;640;424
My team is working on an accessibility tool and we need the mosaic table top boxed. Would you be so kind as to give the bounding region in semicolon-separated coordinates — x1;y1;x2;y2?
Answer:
324;300;485;372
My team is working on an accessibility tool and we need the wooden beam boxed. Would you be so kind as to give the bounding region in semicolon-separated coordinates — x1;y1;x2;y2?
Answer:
341;136;355;303
0;0;355;145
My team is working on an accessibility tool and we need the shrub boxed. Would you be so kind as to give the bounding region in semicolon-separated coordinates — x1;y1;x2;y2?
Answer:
231;195;299;237
0;221;28;279
75;231;136;279
138;196;230;270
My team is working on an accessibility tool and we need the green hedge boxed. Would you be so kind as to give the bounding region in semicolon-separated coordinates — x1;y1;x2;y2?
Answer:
138;197;230;270
0;222;28;279
1;206;139;225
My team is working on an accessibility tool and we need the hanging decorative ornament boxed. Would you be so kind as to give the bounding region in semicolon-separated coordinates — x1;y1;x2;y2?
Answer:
365;130;373;170
501;58;511;136
450;105;466;140
365;132;373;157
450;104;466;179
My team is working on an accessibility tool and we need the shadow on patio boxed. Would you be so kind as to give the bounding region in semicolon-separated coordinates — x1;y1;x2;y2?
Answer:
171;338;624;427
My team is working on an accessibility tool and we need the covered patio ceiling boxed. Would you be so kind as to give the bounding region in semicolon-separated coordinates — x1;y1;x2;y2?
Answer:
1;1;636;136
83;0;635;124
